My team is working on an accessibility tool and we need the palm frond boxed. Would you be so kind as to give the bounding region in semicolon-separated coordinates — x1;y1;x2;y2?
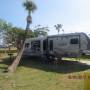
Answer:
23;0;37;12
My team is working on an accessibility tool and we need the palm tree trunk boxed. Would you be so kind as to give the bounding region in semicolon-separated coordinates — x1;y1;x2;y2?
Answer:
7;43;25;72
7;0;36;72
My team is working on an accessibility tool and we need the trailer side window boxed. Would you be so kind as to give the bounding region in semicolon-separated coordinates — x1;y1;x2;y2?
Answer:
50;40;53;51
25;43;30;48
31;40;40;51
70;38;79;44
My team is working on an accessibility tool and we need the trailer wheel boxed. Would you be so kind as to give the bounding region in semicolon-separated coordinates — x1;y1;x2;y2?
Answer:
82;53;85;56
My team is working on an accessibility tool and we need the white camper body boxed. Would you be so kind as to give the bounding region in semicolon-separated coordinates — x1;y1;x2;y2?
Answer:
23;33;90;58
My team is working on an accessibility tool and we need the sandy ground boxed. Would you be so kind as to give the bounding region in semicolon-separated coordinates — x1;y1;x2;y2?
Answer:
79;60;90;65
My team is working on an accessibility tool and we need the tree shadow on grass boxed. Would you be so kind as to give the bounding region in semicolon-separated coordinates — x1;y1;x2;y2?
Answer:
0;57;90;74
19;57;90;74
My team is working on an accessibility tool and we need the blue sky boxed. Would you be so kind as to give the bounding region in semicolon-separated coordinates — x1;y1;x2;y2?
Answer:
0;0;90;35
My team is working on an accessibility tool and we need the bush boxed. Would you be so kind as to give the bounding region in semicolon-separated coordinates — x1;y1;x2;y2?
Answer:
0;49;17;53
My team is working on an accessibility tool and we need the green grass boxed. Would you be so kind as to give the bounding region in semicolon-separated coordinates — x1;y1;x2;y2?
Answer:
0;55;90;90
0;68;84;90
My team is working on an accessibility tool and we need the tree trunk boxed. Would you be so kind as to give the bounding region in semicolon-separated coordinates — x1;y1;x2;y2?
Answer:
7;43;25;72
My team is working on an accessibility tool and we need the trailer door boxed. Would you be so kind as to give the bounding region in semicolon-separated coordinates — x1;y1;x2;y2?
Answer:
49;40;53;51
43;39;47;54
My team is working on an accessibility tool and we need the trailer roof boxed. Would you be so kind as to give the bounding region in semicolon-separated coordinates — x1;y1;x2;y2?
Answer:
25;32;88;42
48;32;87;38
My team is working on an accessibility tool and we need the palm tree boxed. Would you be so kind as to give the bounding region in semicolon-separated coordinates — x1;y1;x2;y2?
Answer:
54;24;63;35
7;0;37;72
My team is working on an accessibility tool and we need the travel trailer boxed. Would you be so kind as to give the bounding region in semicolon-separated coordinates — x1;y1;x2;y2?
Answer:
23;32;90;59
